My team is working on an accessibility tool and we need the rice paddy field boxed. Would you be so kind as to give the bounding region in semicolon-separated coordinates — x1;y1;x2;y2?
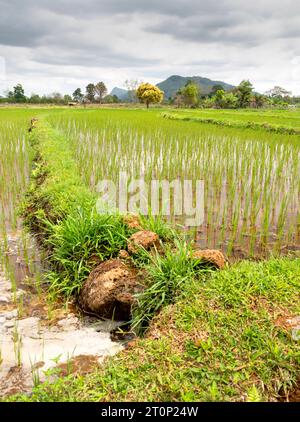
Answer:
1;107;300;261
46;108;300;259
0;109;42;288
0;106;300;402
165;108;300;129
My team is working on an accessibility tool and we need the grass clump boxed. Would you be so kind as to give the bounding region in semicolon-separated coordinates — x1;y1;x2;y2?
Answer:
131;240;211;334
45;208;131;297
9;256;300;402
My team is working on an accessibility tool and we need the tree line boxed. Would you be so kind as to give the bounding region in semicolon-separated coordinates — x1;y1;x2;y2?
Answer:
1;80;299;109
0;82;119;105
0;81;164;108
172;80;299;109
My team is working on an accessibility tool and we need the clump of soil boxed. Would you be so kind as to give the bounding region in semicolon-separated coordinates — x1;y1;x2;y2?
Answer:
127;230;159;254
192;249;226;269
28;118;38;132
123;214;142;230
0;366;31;398
118;249;130;260
57;355;101;377
79;259;144;320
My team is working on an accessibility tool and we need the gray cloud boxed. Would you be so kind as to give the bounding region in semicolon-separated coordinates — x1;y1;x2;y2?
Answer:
0;0;299;95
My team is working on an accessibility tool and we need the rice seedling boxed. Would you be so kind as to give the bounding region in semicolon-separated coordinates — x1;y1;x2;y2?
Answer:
46;108;300;258
12;323;22;367
0;109;44;301
30;360;41;388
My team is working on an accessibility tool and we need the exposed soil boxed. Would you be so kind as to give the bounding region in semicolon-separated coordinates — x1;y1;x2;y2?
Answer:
56;354;101;377
279;379;300;402
192;249;226;269
0;232;124;398
79;258;145;320
127;230;160;254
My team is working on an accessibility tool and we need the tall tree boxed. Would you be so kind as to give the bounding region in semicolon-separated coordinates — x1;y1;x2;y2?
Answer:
13;84;26;103
136;83;164;108
72;88;84;103
265;86;292;98
85;83;96;102
211;84;224;96
94;82;107;103
179;81;200;107
235;80;254;108
124;79;142;102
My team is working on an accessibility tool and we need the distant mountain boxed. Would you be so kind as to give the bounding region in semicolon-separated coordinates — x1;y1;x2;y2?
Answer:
110;87;129;101
157;75;235;100
111;75;235;101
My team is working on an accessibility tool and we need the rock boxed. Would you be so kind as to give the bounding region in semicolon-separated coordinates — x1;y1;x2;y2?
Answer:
17;317;40;336
123;214;142;230
127;230;159;254
1;310;18;320
118;249;130;260
0;279;12;294
0;295;10;304
3;320;14;329
56;314;80;331
192;249;226;270
79;259;144;320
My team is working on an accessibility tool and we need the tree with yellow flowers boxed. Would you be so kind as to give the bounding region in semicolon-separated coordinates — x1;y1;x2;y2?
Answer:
136;83;164;108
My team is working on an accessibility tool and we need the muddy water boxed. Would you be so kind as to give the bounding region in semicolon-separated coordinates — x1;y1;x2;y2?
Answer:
0;232;124;398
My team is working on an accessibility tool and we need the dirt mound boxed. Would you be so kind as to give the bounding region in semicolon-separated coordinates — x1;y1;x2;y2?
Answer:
57;355;100;377
123;214;142;230
28;118;38;132
79;259;144;320
118;249;130;260
128;230;159;254
192;249;226;269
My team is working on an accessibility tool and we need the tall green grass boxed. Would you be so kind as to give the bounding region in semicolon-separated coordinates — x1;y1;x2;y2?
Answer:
9;256;300;402
21;120;133;298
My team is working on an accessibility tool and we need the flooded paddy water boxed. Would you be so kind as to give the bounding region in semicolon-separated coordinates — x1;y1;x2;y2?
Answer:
0;111;124;397
49;109;300;259
0;231;123;397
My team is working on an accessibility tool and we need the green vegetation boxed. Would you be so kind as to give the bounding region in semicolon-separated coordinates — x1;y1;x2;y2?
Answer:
156;75;234;100
47;108;300;258
131;240;208;334
162;107;300;130
10;257;300;402
0;109;36;234
2;76;300;106
175;81;200;107
21;120;133;298
0;107;299;402
162;111;300;135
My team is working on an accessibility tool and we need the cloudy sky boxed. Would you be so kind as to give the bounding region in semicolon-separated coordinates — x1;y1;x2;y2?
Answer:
0;0;299;96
